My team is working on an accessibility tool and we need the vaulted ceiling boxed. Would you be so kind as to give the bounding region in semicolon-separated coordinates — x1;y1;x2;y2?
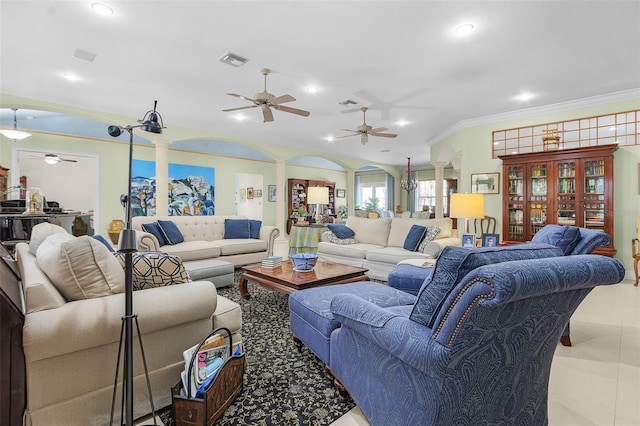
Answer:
1;1;639;168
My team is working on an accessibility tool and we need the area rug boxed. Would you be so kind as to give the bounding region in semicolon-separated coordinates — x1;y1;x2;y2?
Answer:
158;274;355;425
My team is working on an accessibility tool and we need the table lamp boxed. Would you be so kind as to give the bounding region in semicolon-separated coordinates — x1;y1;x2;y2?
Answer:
307;186;329;224
450;193;484;234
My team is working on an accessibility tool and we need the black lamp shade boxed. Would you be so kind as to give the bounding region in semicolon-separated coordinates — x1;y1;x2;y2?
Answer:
140;112;163;134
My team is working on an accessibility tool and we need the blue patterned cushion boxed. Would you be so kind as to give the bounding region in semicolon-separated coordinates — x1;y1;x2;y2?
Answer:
224;218;250;238
249;219;262;239
531;224;581;255
114;251;190;290
327;224;355;239
403;225;427;251
141;221;168;246
157;220;184;245
409;243;564;327
417;226;440;252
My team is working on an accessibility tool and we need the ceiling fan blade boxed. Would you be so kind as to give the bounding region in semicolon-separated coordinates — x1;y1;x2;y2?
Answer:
262;106;274;122
62;158;78;162
271;94;296;104
369;127;389;133
222;105;258;112
275;105;310;117
370;132;398;138
226;93;256;102
334;133;359;139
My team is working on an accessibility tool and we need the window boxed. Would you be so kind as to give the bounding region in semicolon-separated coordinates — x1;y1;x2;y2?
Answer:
416;179;456;216
359;183;386;210
355;172;391;211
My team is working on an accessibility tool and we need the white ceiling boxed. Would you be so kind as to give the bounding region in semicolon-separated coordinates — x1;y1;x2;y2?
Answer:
1;1;639;168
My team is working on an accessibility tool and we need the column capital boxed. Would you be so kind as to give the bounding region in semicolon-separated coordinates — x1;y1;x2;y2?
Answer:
151;139;172;148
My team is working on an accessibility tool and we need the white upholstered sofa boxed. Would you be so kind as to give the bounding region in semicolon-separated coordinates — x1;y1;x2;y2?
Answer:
317;216;460;281
16;224;242;425
132;215;279;266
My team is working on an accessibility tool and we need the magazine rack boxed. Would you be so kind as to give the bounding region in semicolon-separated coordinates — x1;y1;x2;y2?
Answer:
171;327;245;426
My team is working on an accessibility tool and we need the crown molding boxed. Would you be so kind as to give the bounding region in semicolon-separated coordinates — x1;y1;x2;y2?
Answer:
427;88;640;146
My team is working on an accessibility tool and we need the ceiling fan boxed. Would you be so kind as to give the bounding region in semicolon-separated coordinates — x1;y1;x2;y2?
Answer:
336;107;398;144
43;154;77;165
222;68;311;122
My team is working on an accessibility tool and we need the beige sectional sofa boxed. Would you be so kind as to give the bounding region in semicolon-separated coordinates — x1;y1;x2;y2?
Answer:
132;215;279;266
16;225;242;426
317;216;460;281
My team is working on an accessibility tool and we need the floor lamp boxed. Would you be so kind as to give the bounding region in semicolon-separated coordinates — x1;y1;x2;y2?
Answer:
450;193;484;235
307;186;329;224
107;101;165;426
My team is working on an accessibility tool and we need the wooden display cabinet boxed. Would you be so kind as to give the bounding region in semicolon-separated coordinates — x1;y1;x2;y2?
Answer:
0;167;9;201
287;179;335;233
500;144;617;256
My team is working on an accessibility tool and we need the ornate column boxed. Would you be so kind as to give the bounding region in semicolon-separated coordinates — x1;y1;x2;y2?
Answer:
434;162;447;218
152;140;171;216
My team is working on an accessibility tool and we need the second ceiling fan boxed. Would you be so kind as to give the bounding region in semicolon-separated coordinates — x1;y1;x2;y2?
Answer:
223;68;310;123
336;107;398;144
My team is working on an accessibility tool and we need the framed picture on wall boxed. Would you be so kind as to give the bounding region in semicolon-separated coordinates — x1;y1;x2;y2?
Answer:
247;187;254;199
268;185;277;202
254;189;262;198
336;189;346;198
471;173;499;194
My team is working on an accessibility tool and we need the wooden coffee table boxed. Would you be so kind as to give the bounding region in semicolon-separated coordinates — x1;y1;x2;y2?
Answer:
239;260;368;299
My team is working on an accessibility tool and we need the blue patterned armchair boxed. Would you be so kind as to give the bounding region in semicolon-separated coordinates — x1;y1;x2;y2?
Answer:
328;254;624;426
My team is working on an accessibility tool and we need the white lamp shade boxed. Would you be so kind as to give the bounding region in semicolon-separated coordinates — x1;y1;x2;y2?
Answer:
307;186;329;204
0;129;31;140
450;193;484;219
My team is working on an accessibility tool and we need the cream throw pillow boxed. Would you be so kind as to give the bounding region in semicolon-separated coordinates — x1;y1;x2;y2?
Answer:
29;222;70;255
36;235;125;301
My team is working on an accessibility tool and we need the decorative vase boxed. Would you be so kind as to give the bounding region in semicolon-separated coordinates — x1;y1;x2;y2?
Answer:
107;219;125;245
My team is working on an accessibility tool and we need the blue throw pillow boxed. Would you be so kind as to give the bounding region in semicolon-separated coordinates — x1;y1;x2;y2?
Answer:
141;222;168;246
157;220;184;245
327;224;355;239
403;225;427;251
531;224;581;255
249;219;262;239
93;234;115;252
224;219;250;239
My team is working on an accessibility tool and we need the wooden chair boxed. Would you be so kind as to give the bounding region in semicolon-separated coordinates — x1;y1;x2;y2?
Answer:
473;215;497;238
633;216;640;287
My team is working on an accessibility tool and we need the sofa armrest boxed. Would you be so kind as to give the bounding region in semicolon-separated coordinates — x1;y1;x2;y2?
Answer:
432;236;461;250
136;230;161;251
22;280;218;362
330;294;448;375
259;225;280;256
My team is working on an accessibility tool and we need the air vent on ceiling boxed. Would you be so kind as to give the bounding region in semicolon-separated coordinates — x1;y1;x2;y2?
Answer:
338;99;358;106
218;51;249;67
73;48;97;62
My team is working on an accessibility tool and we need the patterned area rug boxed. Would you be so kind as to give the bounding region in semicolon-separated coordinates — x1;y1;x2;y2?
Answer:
159;273;355;425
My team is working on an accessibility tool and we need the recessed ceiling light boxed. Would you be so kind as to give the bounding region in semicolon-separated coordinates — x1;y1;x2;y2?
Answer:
395;120;409;127
325;135;335;142
233;114;248;122
91;3;113;16
63;73;80;82
514;92;535;102
455;23;474;35
305;85;319;94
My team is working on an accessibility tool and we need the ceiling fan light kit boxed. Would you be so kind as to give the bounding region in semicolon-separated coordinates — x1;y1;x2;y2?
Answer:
336;106;398;144
0;108;32;141
223;68;310;123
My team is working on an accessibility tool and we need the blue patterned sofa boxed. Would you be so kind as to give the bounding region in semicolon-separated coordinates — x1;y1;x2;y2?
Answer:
327;253;624;425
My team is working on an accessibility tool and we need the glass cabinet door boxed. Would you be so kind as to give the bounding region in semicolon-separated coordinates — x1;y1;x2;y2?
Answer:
583;159;605;230
507;165;525;240
557;161;576;226
529;163;548;237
